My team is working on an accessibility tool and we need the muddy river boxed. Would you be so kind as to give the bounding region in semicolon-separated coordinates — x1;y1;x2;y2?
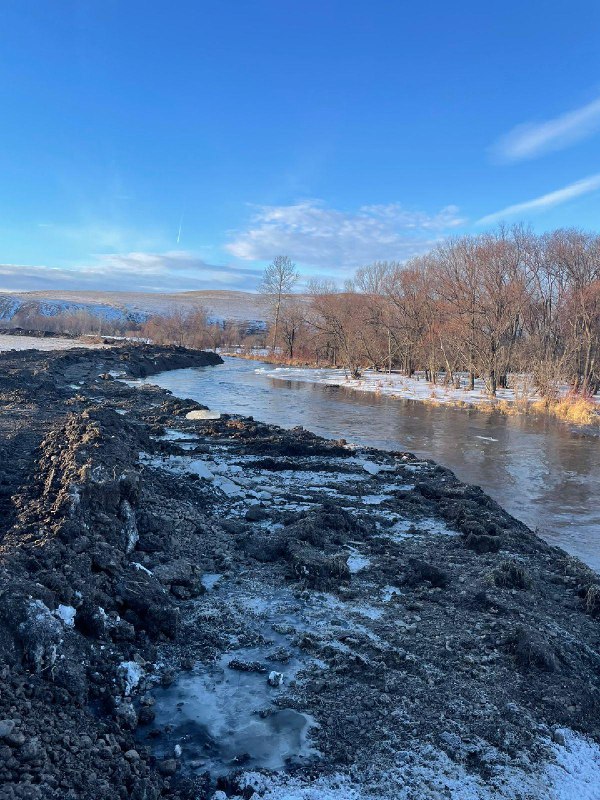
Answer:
133;357;600;573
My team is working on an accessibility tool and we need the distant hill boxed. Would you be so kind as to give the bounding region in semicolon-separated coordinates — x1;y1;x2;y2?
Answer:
0;290;277;327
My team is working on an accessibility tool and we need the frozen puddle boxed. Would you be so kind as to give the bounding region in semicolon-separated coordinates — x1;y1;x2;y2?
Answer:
142;654;316;774
388;516;460;541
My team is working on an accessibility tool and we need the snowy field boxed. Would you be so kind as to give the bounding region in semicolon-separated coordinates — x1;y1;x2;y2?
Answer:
0;334;105;352
260;366;600;409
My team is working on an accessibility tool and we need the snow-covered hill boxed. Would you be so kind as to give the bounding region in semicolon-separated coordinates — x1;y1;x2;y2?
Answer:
0;290;281;327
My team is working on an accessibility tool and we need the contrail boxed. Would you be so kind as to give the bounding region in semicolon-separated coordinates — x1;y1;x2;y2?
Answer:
176;213;183;244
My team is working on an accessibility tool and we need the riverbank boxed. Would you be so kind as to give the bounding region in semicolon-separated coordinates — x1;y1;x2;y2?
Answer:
223;352;600;427
0;345;599;799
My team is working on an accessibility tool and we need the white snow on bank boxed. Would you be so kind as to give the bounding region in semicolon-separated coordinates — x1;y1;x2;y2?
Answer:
237;727;600;800
0;334;105;352
547;728;600;799
261;366;600;410
236;772;364;799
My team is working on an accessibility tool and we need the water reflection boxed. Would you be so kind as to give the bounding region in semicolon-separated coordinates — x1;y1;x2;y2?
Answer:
133;358;600;572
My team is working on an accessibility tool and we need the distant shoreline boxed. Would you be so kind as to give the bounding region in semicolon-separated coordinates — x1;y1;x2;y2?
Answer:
223;350;600;428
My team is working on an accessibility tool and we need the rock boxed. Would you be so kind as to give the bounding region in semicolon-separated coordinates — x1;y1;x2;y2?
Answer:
157;758;177;776
552;729;567;746
0;721;16;740
153;559;194;587
140;694;155;706
115;572;179;639
138;707;156;725
115;701;138;730
20;737;41;761
161;670;176;687
5;731;25;748
124;749;140;761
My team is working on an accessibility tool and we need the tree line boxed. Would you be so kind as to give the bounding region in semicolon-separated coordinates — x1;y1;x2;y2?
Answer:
261;227;600;398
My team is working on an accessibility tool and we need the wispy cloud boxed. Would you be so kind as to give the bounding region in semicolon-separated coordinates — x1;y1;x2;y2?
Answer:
36;220;164;252
477;173;600;225
492;96;600;163
226;200;464;269
0;252;262;293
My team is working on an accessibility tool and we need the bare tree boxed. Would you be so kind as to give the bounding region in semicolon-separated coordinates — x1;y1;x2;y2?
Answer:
260;256;299;353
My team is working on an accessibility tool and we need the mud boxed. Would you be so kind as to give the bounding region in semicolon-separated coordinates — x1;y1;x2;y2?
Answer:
0;343;599;799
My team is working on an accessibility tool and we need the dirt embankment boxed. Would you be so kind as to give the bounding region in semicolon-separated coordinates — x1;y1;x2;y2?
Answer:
0;344;599;800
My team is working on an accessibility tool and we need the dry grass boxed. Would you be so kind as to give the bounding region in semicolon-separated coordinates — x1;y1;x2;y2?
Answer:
530;393;599;425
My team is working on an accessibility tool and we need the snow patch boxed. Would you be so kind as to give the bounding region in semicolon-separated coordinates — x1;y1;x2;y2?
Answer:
119;661;144;695
54;604;76;627
346;550;371;574
186;409;221;420
201;573;223;591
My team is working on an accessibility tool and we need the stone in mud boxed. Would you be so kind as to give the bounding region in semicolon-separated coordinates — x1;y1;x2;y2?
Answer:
115;700;138;730
91;544;122;574
115;572;179;639
460;520;488;537
0;720;16;740
153;559;195;587
241;531;288;563
157;758;178;776
138;706;156;725
285;503;365;547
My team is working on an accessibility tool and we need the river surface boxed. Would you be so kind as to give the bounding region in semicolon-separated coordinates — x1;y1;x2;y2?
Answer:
134;357;600;572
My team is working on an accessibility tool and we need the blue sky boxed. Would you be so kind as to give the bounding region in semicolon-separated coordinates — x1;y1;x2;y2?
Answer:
1;1;600;292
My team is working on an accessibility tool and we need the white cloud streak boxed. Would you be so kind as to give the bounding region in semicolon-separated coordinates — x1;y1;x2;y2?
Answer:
0;252;262;293
492;96;600;163
226;200;464;270
477;173;600;225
